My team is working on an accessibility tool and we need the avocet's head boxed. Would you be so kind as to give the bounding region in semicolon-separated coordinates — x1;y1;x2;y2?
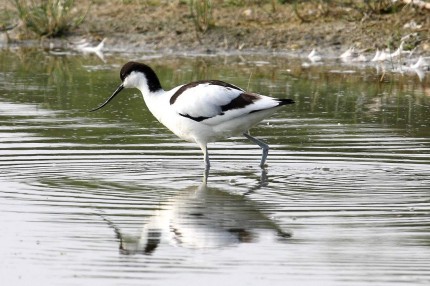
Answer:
90;62;162;112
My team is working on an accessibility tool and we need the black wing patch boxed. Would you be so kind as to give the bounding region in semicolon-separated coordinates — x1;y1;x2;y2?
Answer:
170;80;243;105
221;93;260;112
277;98;295;106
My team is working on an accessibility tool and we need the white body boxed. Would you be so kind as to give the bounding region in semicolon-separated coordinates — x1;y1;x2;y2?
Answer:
410;56;428;70
76;38;106;53
308;49;322;62
340;47;367;63
124;72;284;149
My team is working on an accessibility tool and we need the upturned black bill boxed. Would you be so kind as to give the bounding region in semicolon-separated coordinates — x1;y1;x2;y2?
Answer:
89;84;124;112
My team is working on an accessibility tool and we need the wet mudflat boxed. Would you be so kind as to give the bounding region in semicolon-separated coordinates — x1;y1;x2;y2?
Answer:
0;49;429;285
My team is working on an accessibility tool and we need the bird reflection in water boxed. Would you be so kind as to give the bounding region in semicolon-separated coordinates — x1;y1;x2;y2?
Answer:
100;174;291;255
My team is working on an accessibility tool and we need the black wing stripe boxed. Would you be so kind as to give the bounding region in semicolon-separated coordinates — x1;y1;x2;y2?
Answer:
170;80;243;105
179;113;215;122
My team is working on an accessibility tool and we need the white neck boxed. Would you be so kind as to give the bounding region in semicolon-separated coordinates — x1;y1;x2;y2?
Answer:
124;72;164;97
138;86;167;124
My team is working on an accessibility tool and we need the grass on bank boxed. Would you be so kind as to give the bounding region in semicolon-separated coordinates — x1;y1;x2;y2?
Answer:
12;0;88;37
189;0;214;33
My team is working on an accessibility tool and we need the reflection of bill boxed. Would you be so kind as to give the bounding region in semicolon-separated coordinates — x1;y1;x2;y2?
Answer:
100;182;292;255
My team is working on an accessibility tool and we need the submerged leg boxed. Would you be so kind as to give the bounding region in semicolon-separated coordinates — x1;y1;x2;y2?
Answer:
243;132;269;168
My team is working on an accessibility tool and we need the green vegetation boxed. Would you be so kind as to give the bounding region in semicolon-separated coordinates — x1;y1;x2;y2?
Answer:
189;0;214;33
12;0;88;37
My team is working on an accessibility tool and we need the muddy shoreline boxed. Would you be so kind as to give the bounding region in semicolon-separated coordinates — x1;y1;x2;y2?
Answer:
2;1;430;56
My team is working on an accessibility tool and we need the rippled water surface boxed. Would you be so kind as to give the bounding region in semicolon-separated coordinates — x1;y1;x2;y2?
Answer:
1;49;429;285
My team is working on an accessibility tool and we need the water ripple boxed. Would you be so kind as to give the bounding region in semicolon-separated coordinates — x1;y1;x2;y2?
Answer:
1;55;430;286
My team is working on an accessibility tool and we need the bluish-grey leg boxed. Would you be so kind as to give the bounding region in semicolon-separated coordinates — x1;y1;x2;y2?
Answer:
243;132;269;168
199;144;210;182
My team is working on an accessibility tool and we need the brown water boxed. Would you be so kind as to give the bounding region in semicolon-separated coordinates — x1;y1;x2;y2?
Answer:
0;49;429;285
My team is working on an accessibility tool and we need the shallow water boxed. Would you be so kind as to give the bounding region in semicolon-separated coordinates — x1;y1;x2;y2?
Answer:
0;49;429;285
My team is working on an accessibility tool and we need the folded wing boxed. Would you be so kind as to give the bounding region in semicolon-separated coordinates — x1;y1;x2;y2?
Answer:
170;80;285;125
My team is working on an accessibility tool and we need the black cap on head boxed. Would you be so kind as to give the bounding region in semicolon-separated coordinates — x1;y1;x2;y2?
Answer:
89;62;163;113
120;62;162;92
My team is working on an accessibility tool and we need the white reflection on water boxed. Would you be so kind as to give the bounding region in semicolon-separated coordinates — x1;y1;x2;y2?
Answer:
99;179;291;255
